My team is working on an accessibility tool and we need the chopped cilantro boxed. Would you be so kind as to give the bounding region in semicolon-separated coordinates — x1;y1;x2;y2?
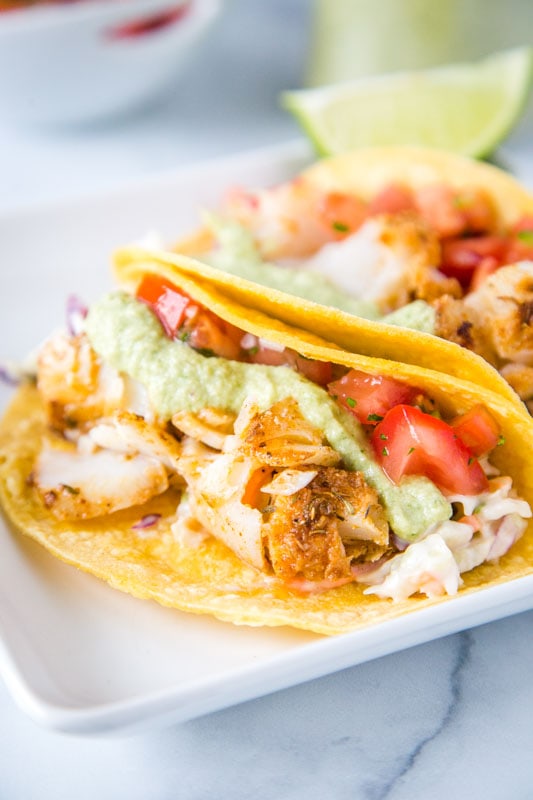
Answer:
497;434;506;446
408;447;415;454
380;433;388;440
517;230;533;245
367;413;383;422
382;447;389;457
332;221;350;233
346;397;356;408
61;484;80;495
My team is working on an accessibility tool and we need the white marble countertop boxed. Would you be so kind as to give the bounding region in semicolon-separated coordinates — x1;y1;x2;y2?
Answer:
1;1;533;798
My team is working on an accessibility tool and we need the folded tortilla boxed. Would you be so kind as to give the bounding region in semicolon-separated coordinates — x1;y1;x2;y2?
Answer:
2;259;533;635
152;146;533;413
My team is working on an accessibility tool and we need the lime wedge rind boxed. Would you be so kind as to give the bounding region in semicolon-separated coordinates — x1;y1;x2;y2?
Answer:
282;47;533;159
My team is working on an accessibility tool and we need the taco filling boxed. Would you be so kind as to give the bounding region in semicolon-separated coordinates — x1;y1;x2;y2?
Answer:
171;150;533;410
24;273;530;603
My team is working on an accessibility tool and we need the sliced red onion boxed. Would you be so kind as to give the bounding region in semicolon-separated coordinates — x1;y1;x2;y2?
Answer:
390;534;410;552
240;332;258;350
0;364;22;387
350;555;389;578
66;294;88;336
132;513;161;530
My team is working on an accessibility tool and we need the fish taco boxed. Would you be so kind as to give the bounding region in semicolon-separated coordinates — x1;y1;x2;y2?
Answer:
1;258;533;635
165;146;533;412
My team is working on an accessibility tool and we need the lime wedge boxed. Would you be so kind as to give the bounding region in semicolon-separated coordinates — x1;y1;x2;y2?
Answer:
282;47;533;158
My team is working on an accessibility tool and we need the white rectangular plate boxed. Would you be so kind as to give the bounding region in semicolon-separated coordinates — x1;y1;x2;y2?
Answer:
1;139;533;737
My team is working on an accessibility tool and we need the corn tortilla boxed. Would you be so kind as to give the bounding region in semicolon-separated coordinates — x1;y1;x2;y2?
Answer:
2;267;533;634
150;146;533;413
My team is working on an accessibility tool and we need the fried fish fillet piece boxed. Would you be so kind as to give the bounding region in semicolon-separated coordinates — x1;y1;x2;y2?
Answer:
263;466;389;583
232;397;340;467
177;399;390;583
434;263;533;404
34;439;169;520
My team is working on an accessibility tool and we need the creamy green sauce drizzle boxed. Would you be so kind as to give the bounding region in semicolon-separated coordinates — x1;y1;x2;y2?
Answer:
204;216;436;333
85;292;450;540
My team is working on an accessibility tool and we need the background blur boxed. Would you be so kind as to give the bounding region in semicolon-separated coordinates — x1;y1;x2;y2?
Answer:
1;0;532;213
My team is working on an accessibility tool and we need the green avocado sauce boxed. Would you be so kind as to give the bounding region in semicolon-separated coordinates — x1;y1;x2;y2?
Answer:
382;300;436;334
204;216;436;334
85;292;450;541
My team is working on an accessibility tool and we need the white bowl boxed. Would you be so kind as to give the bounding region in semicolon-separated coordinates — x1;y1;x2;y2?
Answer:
0;0;221;125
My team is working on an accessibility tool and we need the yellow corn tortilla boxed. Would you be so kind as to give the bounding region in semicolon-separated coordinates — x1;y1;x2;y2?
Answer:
154;146;533;413
2;265;533;635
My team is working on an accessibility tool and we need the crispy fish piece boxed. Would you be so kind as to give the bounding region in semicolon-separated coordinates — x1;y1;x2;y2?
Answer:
34;438;169;520
263;466;389;582
302;212;460;313
434;263;533;401
38;333;123;428
171;407;236;450
233;398;340;467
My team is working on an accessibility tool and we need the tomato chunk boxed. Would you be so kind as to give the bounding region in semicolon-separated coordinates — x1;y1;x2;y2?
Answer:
440;235;508;288
414;185;496;239
317;192;367;238
294;355;333;386
186;308;244;361
247;339;292;367
136;274;191;338
505;216;533;264
368;183;415;215
371;404;488;495
450;404;500;456
249;341;333;385
328;370;419;426
414;185;466;238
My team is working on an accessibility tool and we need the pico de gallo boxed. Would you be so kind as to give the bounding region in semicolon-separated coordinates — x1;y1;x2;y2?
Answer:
137;273;506;501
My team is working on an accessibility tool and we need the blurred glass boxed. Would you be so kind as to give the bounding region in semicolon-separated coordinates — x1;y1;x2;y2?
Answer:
307;0;533;86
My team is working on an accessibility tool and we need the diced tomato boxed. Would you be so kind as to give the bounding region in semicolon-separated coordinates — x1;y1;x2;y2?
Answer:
293;355;333;386
453;188;497;234
504;216;533;263
414;185;466;238
368;183;415;215
371;404;488;495
187;309;243;361
248;341;292;367
328;370;419;426
470;257;501;291
440;235;508;288
513;215;533;236
137;273;244;359
414;185;496;239
249;342;333;385
317;192;367;238
136;274;191;338
450;404;500;456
